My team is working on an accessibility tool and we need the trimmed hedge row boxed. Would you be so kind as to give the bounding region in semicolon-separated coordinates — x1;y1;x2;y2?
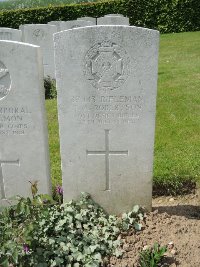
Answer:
0;0;199;33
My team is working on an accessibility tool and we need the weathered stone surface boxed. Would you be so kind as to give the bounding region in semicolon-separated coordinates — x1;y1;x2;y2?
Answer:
77;17;96;24
20;24;57;78
97;16;129;25
104;14;124;17
59;20;94;30
54;26;159;214
0;28;22;41
48;21;65;31
0;41;51;205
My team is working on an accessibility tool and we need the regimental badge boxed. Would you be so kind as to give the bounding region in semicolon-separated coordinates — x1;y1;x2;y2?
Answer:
84;40;130;90
33;29;45;40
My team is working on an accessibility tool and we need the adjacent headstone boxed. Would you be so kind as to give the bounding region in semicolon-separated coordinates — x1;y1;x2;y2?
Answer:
0;41;51;205
20;24;57;78
97;16;129;25
0;28;22;41
48;21;65;32
77;17;96;24
54;26;159;214
59;20;94;31
104;14;124;17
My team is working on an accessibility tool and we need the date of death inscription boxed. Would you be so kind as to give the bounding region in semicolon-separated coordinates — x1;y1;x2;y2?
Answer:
0;106;31;135
72;95;144;124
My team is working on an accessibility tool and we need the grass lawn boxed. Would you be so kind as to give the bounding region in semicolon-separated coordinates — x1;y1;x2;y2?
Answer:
154;31;200;193
46;31;200;193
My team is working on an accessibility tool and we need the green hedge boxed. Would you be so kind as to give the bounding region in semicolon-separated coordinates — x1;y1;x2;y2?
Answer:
0;0;199;33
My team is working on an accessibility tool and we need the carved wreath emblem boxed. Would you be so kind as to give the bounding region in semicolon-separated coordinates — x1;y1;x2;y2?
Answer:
84;40;130;90
0;61;11;100
33;29;45;39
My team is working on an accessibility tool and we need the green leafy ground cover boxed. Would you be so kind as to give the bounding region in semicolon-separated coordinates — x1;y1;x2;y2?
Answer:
0;192;145;266
46;31;200;194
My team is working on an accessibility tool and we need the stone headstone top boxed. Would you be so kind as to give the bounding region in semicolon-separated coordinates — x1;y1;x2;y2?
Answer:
104;14;124;17
77;17;96;24
48;21;66;31
97;16;129;25
54;26;159;214
0;40;51;205
0;28;22;41
20;24;57;78
59;20;94;31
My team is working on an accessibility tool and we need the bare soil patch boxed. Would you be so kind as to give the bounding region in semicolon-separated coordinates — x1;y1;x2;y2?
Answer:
108;191;200;267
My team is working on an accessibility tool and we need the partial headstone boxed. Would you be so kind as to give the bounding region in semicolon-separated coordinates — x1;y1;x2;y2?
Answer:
77;17;96;25
97;16;129;25
54;26;159;214
104;14;124;17
20;24;57;78
59;20;94;31
48;21;65;32
0;28;22;41
0;41;51;205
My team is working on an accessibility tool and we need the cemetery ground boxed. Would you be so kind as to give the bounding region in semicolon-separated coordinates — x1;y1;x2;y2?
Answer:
0;30;199;266
45;31;200;266
108;192;200;266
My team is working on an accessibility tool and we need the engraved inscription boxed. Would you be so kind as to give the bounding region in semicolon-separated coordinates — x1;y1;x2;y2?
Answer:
33;29;45;39
72;95;143;124
0;159;20;199
0;106;31;135
0;32;12;40
84;40;130;90
87;129;128;191
0;61;11;100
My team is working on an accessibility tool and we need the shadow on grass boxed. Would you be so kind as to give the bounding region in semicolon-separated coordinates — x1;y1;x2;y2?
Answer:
153;179;196;197
153;205;200;220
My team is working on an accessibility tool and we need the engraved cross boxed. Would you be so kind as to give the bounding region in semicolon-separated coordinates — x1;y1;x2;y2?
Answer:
0;159;20;199
86;129;128;191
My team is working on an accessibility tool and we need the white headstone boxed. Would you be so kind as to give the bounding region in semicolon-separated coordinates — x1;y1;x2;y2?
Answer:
77;17;96;24
54;26;159;214
48;21;65;31
59;20;94;31
0;41;51;205
97;16;129;25
104;14;124;17
0;28;22;41
20;24;57;78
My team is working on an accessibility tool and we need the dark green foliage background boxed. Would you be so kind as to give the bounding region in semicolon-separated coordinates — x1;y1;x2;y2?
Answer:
0;0;199;33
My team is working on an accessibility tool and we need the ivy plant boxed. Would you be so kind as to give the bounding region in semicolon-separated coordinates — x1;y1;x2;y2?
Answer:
0;190;145;267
